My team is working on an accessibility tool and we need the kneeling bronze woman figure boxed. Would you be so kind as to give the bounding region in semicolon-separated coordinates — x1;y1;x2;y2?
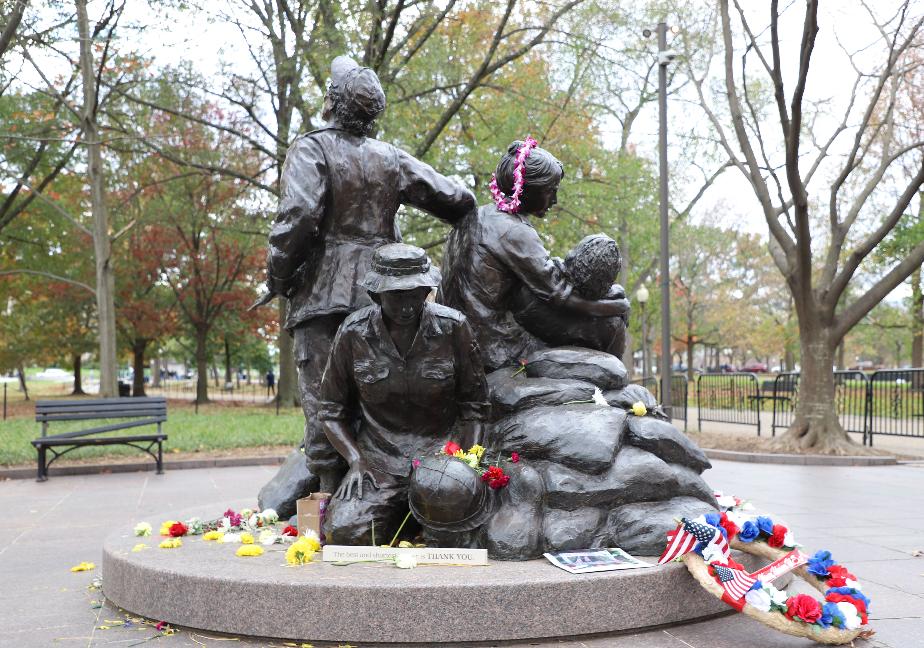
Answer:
319;243;490;545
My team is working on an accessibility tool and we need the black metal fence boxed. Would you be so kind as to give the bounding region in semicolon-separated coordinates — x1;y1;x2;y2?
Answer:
695;368;924;444
630;374;689;430
866;369;924;443
769;371;869;438
696;373;762;434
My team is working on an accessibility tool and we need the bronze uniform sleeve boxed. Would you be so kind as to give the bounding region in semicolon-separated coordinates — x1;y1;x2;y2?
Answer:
453;317;490;421
267;136;327;293
396;148;476;225
318;326;355;422
497;222;573;306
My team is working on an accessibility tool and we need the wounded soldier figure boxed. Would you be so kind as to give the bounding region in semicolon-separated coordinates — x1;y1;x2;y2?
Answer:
318;243;490;545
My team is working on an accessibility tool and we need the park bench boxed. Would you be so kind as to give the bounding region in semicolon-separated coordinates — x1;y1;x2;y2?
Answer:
32;397;167;481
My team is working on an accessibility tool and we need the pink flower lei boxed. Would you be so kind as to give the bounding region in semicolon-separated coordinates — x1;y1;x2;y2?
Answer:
489;136;538;214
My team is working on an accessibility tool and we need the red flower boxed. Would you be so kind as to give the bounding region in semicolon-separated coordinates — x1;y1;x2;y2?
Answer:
281;525;299;537
443;441;462;456
767;524;788;548
719;512;739;539
510;452;520;463
785;594;822;623
481;465;510;489
826;593;868;624
826;564;856;587
412;458;421;468
168;522;188;537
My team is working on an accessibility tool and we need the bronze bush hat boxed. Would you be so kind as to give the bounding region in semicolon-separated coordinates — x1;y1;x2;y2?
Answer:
330;55;386;119
408;454;497;533
360;243;442;293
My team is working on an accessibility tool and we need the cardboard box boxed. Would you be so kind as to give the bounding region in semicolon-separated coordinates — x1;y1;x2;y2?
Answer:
296;492;331;542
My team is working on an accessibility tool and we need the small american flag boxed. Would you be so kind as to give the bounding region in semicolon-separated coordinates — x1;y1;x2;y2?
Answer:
683;517;731;564
657;525;698;565
713;564;758;600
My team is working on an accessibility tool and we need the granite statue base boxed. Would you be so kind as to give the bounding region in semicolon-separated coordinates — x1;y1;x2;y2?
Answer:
102;513;788;644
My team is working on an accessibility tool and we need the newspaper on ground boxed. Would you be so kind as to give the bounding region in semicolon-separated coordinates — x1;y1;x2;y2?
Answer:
542;548;653;574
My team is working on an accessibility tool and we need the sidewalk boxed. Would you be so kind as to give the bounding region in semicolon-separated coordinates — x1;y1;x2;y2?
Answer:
3;460;922;647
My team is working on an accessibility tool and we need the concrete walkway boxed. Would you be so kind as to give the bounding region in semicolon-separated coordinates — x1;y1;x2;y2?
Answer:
3;460;922;647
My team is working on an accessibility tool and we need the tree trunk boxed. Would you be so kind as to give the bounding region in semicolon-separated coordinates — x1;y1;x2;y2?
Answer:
277;298;298;406
72;354;85;395
686;339;694;383
195;327;209;404
224;336;232;385
836;341;845;371
912;267;922;368
775;323;857;454
17;365;28;400
132;339;147;397
151;356;161;387
77;0;118;398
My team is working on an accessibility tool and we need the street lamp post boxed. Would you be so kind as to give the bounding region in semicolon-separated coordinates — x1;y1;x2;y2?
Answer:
635;285;649;379
644;21;677;418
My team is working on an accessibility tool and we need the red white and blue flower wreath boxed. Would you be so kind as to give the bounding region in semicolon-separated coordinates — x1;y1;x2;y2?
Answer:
658;492;874;645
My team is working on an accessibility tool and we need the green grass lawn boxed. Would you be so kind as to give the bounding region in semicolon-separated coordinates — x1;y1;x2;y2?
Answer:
0;403;304;466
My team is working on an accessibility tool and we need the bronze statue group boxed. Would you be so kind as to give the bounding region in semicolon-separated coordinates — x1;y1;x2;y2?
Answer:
262;56;632;547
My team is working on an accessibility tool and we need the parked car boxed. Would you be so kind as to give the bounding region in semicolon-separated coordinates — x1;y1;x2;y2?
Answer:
741;362;769;373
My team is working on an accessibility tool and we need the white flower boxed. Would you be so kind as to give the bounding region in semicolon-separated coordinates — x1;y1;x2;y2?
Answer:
258;508;279;524
726;511;751;528
845;578;862;590
219;517;231;532
302;528;321;543
740;501;755;511
836;601;862;630
240;508;254;519
701;543;727;564
394;553;417;569
246;514;259;530
715;494;738;509
133;522;152;537
763;584;788;608
782;530;796;547
745;588;772;612
258;529;278;546
220;533;242;544
592;388;609;407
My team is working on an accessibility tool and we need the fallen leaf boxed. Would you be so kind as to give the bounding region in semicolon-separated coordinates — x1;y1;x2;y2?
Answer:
70;561;96;572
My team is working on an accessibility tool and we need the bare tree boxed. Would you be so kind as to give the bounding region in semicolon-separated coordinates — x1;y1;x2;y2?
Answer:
689;0;924;452
0;0;28;63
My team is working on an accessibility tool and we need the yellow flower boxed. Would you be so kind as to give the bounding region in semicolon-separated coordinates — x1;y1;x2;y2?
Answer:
159;520;179;536
452;449;465;458
285;537;318;565
159;538;182;549
240;532;254;545
467;444;485;459
202;530;224;542
70;561;96;572
131;544;148;553
236;545;264;557
631;401;647;417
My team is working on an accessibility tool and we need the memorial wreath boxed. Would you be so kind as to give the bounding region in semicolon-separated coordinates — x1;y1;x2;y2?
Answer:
659;492;874;645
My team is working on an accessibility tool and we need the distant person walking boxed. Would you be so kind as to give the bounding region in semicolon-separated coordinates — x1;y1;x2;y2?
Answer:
266;369;276;396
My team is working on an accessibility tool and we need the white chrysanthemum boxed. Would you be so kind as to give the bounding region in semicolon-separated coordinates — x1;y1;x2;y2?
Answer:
715;494;738;508
302;528;321;543
592;388;609;407
258;529;278;546
836;601;861;629
133;522;152;537
394;553;417;569
220;533;242;544
258;508;279;524
744;588;772;612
